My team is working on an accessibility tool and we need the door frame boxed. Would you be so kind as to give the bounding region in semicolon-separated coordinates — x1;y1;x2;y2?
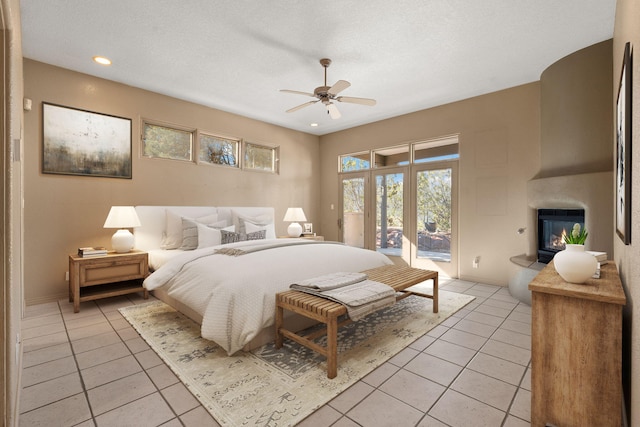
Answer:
410;160;459;278
372;166;410;260
338;171;370;248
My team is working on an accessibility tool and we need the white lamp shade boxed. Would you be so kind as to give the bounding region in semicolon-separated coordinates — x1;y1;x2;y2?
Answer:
103;206;141;228
283;207;307;222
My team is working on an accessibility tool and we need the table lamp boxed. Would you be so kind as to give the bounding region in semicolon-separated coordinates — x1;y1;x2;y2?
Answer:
103;206;141;253
283;207;307;237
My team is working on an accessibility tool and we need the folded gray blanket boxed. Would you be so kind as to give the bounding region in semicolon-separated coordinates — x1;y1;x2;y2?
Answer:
293;271;368;291
290;273;396;321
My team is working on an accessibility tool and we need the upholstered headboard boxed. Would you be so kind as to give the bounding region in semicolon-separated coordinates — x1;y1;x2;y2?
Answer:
134;206;275;251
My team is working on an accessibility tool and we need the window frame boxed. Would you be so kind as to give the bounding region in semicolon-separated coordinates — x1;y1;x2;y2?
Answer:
197;131;241;169
140;119;195;162
339;151;372;172
243;141;279;174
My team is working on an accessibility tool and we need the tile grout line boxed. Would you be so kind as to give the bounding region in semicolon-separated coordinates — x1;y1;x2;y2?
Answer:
332;284;520;426
58;299;99;424
92;295;186;425
418;285;531;426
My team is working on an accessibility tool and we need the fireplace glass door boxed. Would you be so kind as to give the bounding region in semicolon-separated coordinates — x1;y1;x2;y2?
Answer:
537;209;585;263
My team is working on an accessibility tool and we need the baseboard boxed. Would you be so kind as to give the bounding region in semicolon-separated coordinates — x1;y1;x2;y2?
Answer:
24;291;68;307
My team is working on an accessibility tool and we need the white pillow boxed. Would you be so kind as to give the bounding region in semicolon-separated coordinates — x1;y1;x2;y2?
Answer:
197;224;235;249
245;221;267;234
161;210;219;249
233;211;276;239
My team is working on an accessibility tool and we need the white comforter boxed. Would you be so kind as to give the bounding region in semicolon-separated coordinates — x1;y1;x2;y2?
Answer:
143;239;392;354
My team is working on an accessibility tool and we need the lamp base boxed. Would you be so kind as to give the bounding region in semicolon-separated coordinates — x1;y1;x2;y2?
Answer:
287;222;303;237
112;229;134;253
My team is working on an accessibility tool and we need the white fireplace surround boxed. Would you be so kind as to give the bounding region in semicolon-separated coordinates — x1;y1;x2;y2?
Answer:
527;171;614;258
509;170;613;305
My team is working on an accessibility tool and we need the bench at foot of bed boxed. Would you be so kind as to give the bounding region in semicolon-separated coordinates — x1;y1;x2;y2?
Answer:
275;265;438;379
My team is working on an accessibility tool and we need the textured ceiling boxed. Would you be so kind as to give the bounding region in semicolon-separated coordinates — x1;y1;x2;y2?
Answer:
20;0;616;135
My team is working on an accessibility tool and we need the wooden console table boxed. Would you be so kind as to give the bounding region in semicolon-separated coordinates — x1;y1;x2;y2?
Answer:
529;261;626;427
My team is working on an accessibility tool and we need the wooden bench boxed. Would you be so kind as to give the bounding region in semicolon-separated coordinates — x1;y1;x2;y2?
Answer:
275;265;438;378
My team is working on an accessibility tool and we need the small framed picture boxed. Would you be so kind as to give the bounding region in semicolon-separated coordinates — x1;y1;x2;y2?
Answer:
303;223;313;234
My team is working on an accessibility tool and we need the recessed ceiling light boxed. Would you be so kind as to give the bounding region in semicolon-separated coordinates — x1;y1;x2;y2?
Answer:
93;56;112;66
310;123;319;127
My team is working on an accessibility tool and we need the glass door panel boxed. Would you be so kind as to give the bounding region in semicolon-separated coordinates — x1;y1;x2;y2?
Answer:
375;169;408;258
412;162;458;277
340;174;367;248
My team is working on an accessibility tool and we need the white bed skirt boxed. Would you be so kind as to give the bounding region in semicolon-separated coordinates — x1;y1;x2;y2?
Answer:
151;287;318;351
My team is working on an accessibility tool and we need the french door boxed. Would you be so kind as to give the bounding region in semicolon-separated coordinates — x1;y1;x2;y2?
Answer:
339;172;369;248
374;167;409;259
411;161;458;278
339;161;458;278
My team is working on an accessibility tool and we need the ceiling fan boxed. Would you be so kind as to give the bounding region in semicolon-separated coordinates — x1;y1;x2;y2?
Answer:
280;58;376;119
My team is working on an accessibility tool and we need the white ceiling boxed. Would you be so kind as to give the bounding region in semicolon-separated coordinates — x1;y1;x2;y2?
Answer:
20;0;616;136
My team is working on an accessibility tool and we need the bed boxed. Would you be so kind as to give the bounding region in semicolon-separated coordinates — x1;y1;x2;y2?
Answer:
134;206;393;354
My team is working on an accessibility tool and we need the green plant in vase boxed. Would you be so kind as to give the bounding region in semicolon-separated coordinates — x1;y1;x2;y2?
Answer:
563;223;588;245
555;222;596;284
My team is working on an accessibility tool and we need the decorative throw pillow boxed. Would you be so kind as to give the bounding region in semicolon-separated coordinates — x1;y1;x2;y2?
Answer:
179;218;199;250
160;210;218;250
221;230;243;245
232;211;274;238
197;224;234;249
245;230;267;241
245;221;266;235
236;215;276;239
160;210;186;249
179;217;225;250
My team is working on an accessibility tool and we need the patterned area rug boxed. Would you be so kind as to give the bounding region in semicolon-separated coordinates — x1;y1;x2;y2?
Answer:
120;291;474;426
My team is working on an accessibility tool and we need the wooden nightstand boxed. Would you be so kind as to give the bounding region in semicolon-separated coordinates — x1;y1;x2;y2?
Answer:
69;250;149;313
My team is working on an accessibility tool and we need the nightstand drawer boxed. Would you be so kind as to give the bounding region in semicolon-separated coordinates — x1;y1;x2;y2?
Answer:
81;258;146;286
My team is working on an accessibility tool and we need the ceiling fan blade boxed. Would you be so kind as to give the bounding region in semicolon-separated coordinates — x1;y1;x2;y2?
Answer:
327;103;341;119
280;89;315;97
328;80;351;96
336;96;377;106
286;100;318;113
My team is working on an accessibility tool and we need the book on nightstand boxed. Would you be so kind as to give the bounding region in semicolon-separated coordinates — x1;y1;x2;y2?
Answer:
78;246;108;257
586;251;608;265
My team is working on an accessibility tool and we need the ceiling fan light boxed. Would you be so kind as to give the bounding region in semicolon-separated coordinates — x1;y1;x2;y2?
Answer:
280;58;374;119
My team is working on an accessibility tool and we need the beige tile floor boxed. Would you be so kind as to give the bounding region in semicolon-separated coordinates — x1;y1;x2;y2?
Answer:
18;279;532;426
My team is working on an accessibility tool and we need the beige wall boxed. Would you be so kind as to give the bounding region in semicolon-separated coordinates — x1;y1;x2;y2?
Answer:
23;59;320;304
614;0;640;423
539;40;613;179
531;40;614;258
319;83;541;286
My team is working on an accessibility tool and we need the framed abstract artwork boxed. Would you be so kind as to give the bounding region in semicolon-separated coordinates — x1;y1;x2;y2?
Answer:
42;103;132;178
616;42;632;244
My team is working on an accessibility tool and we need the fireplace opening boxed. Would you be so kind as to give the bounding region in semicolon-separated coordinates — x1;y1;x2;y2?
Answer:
537;208;585;263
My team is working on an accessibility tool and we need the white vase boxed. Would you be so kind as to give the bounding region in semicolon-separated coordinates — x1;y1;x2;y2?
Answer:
553;244;598;284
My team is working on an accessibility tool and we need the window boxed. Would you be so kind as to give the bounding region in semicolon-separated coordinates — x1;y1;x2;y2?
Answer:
373;145;409;168
339;152;371;172
413;136;459;163
142;121;194;161
244;142;278;173
199;133;239;168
